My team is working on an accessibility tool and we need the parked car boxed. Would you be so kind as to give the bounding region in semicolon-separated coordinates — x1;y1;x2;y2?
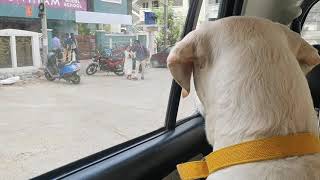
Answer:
150;47;172;68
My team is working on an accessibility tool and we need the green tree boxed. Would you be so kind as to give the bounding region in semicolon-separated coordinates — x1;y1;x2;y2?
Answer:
153;1;184;51
78;23;91;35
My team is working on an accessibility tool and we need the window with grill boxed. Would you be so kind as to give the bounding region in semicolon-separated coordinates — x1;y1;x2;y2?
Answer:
142;2;149;8
152;1;159;7
173;0;183;6
16;36;33;67
0;37;11;68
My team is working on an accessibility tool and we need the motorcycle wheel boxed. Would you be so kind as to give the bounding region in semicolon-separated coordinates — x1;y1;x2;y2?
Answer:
44;71;55;81
114;71;124;76
86;64;98;75
71;74;81;84
114;64;124;76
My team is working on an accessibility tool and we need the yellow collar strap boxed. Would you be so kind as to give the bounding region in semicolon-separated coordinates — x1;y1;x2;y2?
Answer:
177;133;320;180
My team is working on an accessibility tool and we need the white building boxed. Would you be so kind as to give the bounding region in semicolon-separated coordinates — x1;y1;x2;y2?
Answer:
133;0;220;25
0;29;41;74
131;0;220;53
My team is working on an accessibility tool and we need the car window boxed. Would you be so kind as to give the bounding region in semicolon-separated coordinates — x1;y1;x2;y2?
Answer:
301;2;320;44
0;0;190;179
177;0;221;120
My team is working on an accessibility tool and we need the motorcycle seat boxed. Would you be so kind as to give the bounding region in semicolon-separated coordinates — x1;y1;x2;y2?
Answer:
59;61;73;67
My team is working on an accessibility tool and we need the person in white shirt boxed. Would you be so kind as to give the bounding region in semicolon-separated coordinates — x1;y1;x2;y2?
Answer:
124;45;133;79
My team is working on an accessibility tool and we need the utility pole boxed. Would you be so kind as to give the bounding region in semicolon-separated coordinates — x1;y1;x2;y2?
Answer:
163;0;168;48
39;0;48;66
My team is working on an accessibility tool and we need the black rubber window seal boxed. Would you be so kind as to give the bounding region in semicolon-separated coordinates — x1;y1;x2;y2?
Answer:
164;0;203;130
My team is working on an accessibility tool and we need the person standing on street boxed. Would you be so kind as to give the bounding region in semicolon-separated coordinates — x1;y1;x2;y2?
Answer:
70;33;79;62
124;45;133;80
50;33;62;75
63;33;72;62
51;33;63;60
52;33;62;51
132;40;149;80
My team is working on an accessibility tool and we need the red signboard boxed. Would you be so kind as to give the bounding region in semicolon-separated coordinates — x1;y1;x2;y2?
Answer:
0;0;87;11
25;5;32;17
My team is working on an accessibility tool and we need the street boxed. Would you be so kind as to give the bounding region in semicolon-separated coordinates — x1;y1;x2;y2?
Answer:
0;65;196;179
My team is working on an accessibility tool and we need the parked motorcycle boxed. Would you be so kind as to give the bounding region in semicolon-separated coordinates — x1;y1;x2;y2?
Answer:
44;49;81;84
86;50;124;76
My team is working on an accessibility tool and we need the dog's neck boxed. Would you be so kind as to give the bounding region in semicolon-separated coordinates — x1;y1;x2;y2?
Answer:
206;110;319;150
203;80;320;151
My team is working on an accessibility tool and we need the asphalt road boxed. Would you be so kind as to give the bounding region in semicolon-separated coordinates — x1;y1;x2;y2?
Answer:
0;65;196;179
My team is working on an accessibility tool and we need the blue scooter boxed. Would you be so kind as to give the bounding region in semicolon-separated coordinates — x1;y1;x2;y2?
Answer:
44;49;81;84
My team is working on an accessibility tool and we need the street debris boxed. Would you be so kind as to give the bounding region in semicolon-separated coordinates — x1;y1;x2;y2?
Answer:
0;76;20;85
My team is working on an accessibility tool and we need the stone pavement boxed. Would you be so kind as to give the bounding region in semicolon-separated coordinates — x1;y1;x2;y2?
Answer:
0;65;196;179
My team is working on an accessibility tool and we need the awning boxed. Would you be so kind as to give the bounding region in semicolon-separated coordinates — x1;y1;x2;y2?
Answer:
75;11;132;25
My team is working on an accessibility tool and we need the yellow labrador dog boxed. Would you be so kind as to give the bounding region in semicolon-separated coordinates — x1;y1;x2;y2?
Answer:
167;16;320;180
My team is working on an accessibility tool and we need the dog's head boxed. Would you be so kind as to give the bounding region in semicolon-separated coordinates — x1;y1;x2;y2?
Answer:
167;18;320;104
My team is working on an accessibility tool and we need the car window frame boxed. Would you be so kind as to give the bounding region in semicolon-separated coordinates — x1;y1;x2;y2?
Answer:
12;0;317;179
164;0;204;130
291;0;320;33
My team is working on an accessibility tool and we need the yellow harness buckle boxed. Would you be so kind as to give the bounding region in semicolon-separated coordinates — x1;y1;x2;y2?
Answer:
177;133;320;180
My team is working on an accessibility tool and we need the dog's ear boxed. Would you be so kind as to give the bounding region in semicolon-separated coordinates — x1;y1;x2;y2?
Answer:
296;41;320;66
279;24;320;66
167;31;197;97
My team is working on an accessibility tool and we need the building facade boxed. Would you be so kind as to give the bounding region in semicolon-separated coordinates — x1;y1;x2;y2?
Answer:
0;0;134;72
0;0;132;34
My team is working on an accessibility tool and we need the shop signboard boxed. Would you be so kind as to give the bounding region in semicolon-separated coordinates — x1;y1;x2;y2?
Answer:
0;0;87;11
25;5;33;16
144;12;156;25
